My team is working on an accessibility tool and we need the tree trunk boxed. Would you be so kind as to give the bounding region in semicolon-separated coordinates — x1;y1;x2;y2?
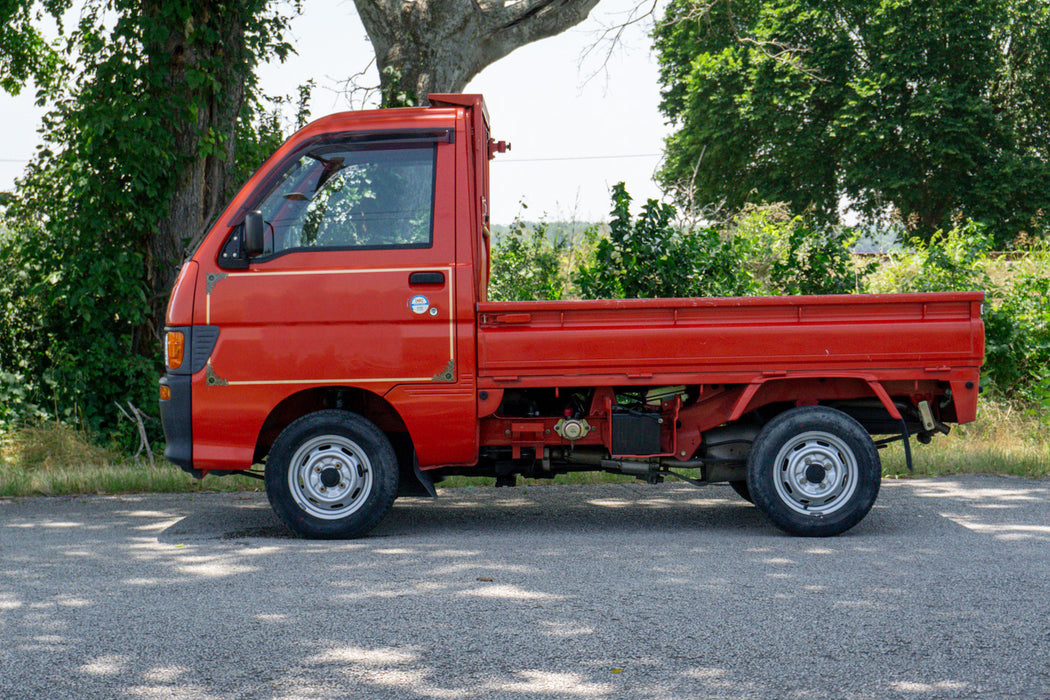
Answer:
353;0;602;105
140;3;254;348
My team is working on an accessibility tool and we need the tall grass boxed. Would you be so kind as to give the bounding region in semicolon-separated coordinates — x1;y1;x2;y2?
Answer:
882;402;1050;478
0;422;261;497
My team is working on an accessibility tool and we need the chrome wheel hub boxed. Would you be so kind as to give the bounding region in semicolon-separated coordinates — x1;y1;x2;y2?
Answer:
288;435;373;520
773;430;858;516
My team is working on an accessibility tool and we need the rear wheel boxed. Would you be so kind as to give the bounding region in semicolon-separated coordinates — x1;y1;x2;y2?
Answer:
746;406;880;537
265;410;399;538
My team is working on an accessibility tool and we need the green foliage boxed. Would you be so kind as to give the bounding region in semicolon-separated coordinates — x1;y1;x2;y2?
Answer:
865;222;994;294
655;0;1050;246
488;218;568;301
727;204;870;295
380;65;417;108
0;219;53;428
986;247;1050;405
575;183;754;299
866;223;1050;405
491;188;875;304
0;0;68;95
1;195;157;440
0;0;295;444
0;371;45;429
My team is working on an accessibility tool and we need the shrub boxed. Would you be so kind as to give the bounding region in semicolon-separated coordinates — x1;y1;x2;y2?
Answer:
866;222;1050;407
487;218;568;302
865;221;994;293
726;204;871;295
574;183;754;299
990;245;1050;406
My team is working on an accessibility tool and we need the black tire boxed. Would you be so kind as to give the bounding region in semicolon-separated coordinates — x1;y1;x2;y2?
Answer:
746;406;880;537
265;410;399;539
729;480;753;503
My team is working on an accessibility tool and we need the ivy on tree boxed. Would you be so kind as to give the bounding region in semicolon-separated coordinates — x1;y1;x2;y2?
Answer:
0;0;67;95
0;0;295;438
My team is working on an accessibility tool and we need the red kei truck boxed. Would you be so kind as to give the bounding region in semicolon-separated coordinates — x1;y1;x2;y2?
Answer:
159;94;984;538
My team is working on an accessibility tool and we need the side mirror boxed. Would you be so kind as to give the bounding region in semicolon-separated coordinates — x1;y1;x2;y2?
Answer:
244;210;264;257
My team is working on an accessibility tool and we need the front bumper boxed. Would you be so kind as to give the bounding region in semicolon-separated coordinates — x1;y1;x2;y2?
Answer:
159;372;194;472
158;324;220;477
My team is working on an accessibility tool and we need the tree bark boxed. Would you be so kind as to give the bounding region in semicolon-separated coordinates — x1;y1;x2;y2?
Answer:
140;3;254;347
353;0;602;104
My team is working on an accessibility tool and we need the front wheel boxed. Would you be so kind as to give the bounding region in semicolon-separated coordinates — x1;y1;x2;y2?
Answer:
746;406;880;537
265;410;399;538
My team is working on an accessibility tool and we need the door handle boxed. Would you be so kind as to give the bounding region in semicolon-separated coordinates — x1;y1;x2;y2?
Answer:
409;271;445;285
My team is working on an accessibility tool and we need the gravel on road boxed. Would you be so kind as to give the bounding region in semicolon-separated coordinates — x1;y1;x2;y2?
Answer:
1;475;1048;699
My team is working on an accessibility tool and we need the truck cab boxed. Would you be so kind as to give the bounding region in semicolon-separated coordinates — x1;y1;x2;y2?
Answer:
161;95;491;468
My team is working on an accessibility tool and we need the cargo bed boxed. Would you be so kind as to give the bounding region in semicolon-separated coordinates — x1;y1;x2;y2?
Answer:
478;292;984;395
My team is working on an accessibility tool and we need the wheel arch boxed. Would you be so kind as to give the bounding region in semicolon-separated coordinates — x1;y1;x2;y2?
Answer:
728;375;903;425
253;386;412;466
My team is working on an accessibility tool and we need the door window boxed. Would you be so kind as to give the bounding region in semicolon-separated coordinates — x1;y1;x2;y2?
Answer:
253;144;436;256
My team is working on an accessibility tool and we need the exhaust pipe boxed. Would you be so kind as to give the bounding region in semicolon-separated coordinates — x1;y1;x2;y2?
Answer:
546;448;746;483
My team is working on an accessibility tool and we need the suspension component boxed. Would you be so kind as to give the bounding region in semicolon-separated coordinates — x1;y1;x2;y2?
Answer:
553;418;591;442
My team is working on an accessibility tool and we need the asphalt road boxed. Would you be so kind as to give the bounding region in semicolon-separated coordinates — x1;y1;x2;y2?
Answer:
1;476;1048;699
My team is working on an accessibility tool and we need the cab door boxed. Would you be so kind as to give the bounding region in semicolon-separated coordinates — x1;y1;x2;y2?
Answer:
203;129;475;465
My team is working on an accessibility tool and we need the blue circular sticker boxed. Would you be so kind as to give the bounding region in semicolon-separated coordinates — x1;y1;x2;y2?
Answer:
409;295;430;314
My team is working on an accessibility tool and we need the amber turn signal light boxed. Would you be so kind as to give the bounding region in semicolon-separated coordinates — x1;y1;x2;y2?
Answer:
166;331;185;370
159;385;172;401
